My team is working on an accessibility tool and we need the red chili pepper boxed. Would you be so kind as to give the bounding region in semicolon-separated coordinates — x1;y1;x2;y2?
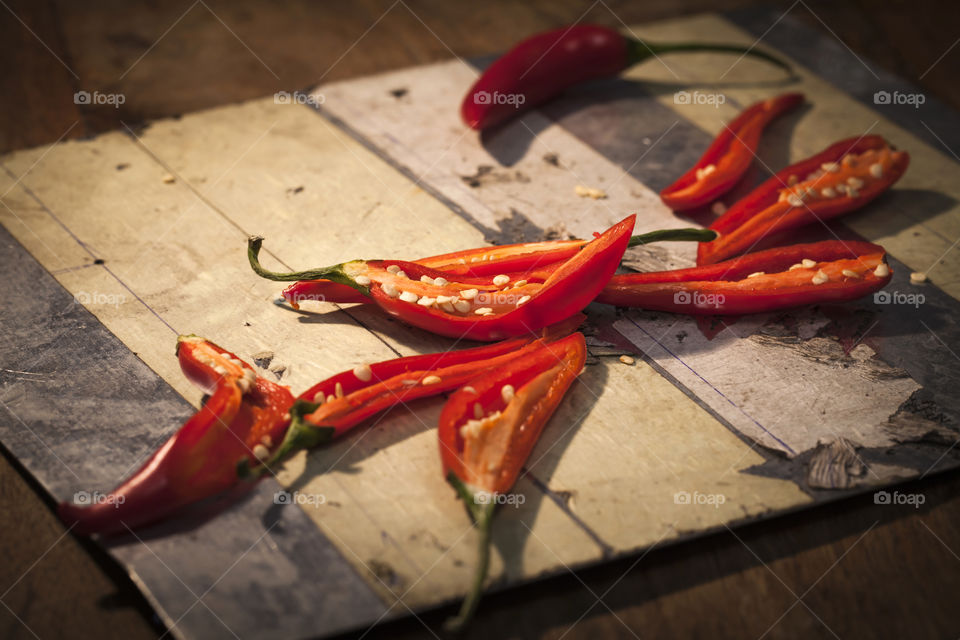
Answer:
59;336;294;536
697;136;909;265
660;93;804;211
239;318;584;478
438;332;587;630
275;228;717;308
250;216;636;341
597;240;892;314
461;24;792;130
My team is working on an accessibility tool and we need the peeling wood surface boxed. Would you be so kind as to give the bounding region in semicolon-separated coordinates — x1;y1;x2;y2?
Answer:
1;11;959;640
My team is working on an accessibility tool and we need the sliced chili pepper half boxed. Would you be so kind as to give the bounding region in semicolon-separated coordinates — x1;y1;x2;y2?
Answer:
250;215;636;341
59;336;294;536
239;317;585;479
276;227;717;308
598;240;892;315
660;93;804;211
461;24;791;131
438;332;586;631
698;135;909;265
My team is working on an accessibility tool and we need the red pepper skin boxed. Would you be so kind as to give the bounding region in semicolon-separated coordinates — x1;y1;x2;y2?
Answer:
283;280;371;308
369;216;634;340
660;93;804;211
59;337;294;536
462;25;629;130
598;240;892;315
698;136;909;265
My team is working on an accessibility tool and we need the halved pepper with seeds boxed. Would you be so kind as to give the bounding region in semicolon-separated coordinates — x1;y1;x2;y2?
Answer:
439;331;587;631
59;336;294;536
239;319;583;478
660;92;805;211
698;135;909;265
260;226;716;310
250;216;636;341
598;240;892;314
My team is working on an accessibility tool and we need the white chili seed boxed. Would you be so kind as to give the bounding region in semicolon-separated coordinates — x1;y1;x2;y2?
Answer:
353;364;372;382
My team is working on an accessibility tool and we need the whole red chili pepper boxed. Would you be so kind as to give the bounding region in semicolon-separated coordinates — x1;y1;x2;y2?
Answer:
461;24;792;130
439;332;587;630
597;240;892;314
239;318;584;478
59;336;294;536
660;93;805;211
697;136;909;265
275;227;717;308
249;216;636;341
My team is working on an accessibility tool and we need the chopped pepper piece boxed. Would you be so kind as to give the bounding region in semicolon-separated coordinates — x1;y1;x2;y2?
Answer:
597;240;892;314
660;93;804;211
250;216;636;341
698;136;909;265
439;332;587;630
59;336;294;536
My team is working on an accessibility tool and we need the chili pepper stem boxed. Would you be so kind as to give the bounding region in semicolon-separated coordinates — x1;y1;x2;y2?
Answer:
247;236;370;294
445;472;498;632
627;228;717;248
626;39;792;73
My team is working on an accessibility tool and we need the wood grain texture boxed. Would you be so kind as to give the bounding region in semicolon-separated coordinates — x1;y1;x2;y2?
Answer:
2;1;960;639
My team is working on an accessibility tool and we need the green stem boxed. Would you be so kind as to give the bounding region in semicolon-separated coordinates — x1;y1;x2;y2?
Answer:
236;399;335;480
445;473;497;633
247;236;366;292
627;227;717;248
627;39;792;73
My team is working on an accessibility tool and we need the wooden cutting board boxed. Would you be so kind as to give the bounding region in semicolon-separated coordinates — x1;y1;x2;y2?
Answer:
1;10;958;640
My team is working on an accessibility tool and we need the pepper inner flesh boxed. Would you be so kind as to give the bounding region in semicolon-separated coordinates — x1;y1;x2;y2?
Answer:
458;365;559;492
775;147;901;207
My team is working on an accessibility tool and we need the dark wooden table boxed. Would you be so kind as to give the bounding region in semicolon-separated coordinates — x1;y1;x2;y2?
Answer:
2;1;959;638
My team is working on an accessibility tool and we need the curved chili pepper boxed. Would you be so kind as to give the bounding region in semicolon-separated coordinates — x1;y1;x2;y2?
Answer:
697;136;909;265
660;93;804;211
597;240;892;314
239;318;583;478
439;332;587;630
250;215;635;341
461;24;792;130
276;228;717;308
59;336;294;536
